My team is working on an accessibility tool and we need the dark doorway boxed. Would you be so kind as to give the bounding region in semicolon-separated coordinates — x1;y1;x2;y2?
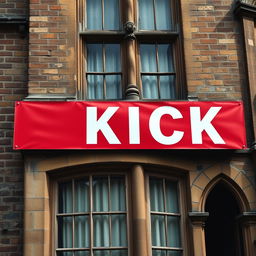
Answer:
205;182;244;256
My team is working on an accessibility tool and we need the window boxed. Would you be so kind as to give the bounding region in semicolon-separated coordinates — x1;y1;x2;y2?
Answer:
56;175;128;256
149;177;182;256
54;168;187;256
78;0;185;100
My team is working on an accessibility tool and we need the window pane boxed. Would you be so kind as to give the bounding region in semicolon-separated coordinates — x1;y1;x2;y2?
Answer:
57;252;73;256
111;214;127;246
110;177;126;211
93;177;109;212
150;179;164;212
87;0;102;30
75;216;90;248
165;181;179;213
87;44;103;72
106;75;121;99
151;215;166;246
153;250;166;256
93;215;110;247
140;45;157;72
158;45;174;72
166;251;182;256
167;216;181;248
58;216;73;248
105;44;121;72
75;251;90;256
94;250;128;256
159;76;175;99
104;0;120;30
138;0;154;30
94;250;111;256
111;250;128;256
75;178;89;212
155;0;172;30
87;75;104;99
59;182;73;213
142;76;158;99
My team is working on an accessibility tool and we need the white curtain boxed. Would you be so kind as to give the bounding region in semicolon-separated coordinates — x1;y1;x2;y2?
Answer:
150;178;181;255
59;177;127;255
139;0;172;30
140;44;175;99
87;44;121;99
87;0;120;30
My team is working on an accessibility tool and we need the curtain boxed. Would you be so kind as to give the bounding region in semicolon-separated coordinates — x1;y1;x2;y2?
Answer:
140;44;158;99
140;44;175;99
139;0;154;30
104;0;120;30
105;44;121;99
87;0;102;30
87;0;120;30
87;44;121;99
139;0;172;30
150;178;181;255
59;177;127;255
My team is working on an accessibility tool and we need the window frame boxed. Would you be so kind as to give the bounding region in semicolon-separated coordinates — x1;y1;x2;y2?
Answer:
77;0;187;100
52;164;190;256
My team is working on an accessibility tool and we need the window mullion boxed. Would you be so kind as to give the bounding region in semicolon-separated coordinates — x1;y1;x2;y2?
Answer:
155;44;161;99
90;176;93;256
103;44;107;99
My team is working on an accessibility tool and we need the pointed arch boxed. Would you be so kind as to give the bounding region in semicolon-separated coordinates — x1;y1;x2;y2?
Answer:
200;173;249;213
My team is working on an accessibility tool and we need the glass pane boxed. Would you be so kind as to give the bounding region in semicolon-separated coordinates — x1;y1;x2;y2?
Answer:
93;215;110;247
59;182;73;213
75;251;90;256
110;176;126;211
138;0;154;30
166;181;179;213
93;177;109;212
104;0;120;30
151;215;166;247
87;75;104;99
142;76;158;99
111;250;128;256
155;0;172;30
160;76;175;99
87;44;103;72
106;75;121;99
158;45;174;72
152;250;166;256
75;216;90;248
87;0;102;30
167;216;181;248
150;178;164;212
105;44;120;72
166;251;182;256
57;252;73;256
58;216;73;248
111;214;127;246
94;250;110;256
75;178;89;212
140;45;157;72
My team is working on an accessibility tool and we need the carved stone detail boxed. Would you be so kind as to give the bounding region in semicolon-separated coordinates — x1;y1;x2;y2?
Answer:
124;21;136;40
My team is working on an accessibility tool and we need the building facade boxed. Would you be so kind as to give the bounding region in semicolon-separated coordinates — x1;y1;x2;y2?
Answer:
0;0;256;256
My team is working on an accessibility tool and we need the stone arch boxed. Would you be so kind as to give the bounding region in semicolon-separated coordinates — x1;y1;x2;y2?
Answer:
200;173;249;213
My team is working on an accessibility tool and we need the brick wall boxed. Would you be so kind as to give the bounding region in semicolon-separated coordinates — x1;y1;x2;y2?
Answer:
183;0;247;100
0;1;28;254
28;0;76;97
0;0;27;16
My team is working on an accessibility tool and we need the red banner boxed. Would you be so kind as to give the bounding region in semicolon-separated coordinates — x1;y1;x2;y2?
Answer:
13;101;246;150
